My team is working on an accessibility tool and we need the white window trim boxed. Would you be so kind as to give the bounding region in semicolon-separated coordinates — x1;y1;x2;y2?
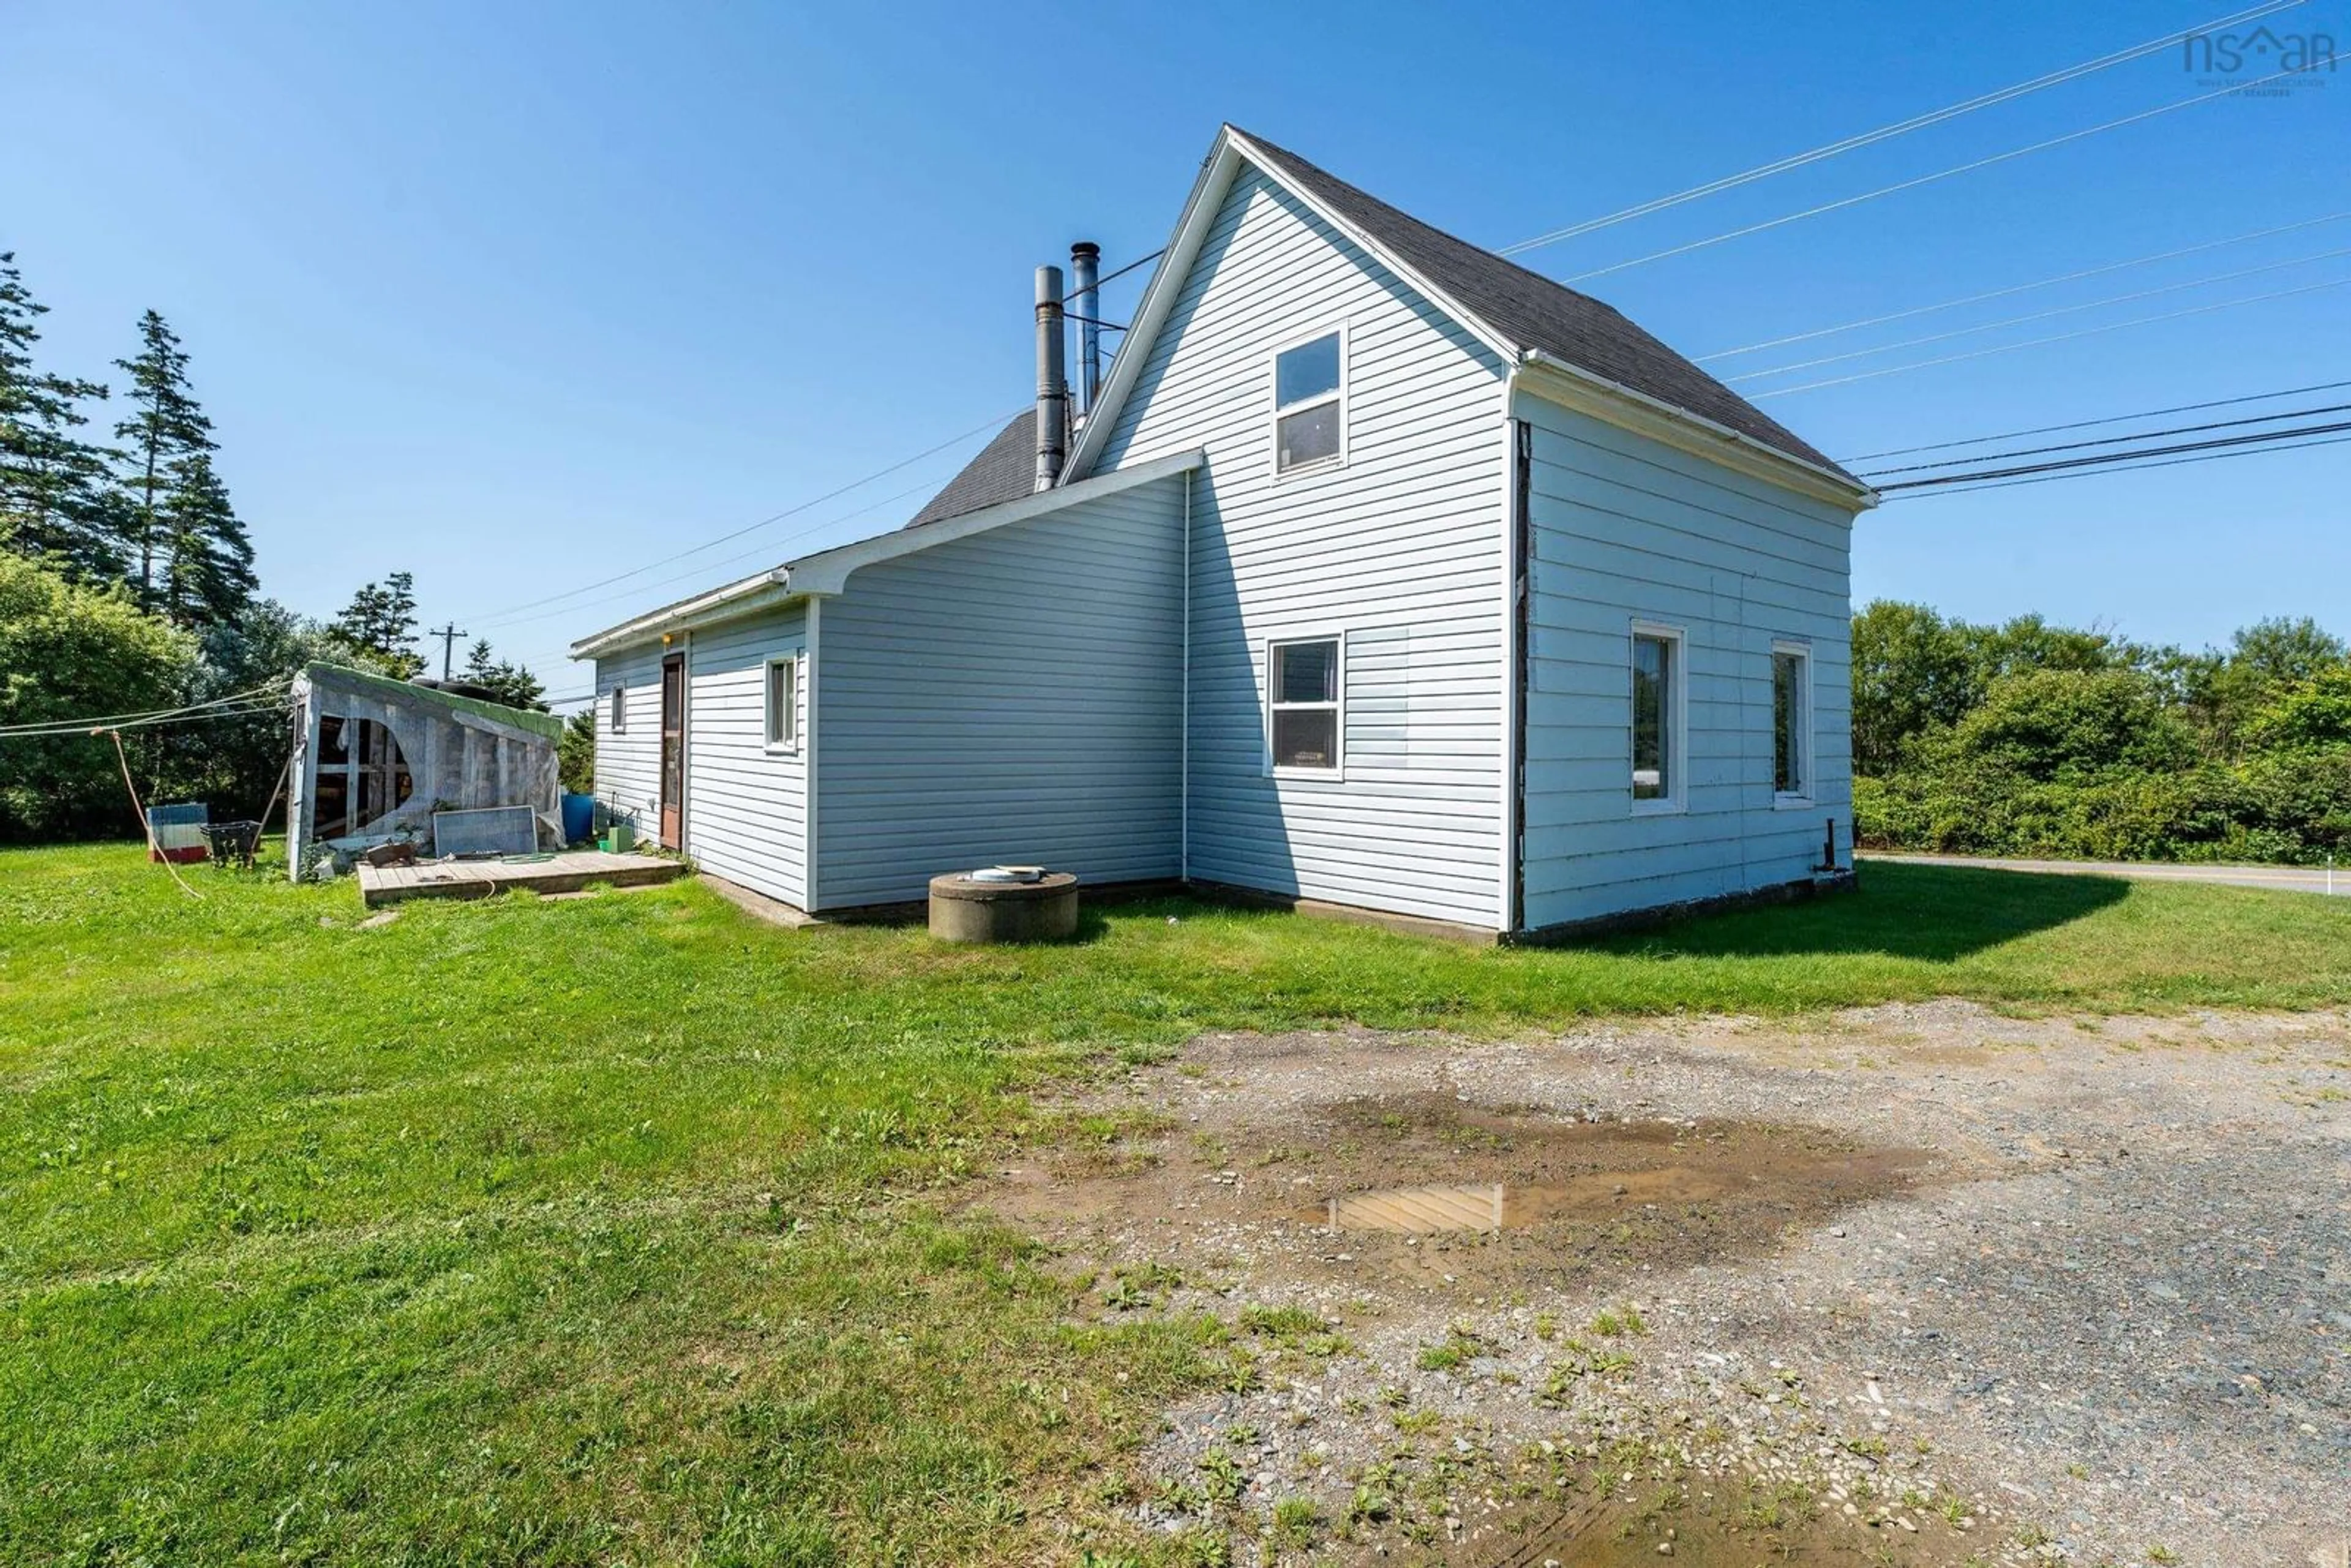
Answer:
1771;638;1813;808
763;652;801;754
1267;321;1348;481
607;683;626;734
1629;619;1687;817
1265;631;1346;781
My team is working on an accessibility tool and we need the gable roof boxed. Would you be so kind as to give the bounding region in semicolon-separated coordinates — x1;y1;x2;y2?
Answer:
1067;126;1870;504
1232;130;1855;484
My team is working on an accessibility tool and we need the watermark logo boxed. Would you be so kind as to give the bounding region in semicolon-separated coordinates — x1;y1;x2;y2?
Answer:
2184;25;2336;93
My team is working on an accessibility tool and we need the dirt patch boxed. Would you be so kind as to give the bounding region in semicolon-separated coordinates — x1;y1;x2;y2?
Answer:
972;1008;2351;1567
981;1087;1933;1304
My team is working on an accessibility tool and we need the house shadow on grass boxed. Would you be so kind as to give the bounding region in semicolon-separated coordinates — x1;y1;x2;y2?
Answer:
1593;860;2132;964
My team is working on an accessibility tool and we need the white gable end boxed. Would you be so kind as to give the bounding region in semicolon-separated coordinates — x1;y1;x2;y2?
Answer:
1087;159;1517;928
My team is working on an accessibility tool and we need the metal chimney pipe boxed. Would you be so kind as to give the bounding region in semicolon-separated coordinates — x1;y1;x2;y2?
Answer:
1034;263;1067;491
1070;241;1102;416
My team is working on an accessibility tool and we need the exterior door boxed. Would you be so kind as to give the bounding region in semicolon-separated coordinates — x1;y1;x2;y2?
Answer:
659;651;685;850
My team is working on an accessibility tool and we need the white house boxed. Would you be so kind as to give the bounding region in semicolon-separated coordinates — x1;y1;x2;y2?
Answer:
571;126;1875;940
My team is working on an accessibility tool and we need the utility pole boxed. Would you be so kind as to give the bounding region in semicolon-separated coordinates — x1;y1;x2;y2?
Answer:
428;623;467;682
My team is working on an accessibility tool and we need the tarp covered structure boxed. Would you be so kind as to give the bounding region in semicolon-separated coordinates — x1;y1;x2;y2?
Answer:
288;662;564;877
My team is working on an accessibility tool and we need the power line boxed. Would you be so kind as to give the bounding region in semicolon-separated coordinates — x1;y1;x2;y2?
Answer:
1856;401;2351;478
1873;418;2351;491
473;475;944;635
1699;212;2351;362
1752;274;2351;397
0;701;292;741
1841;378;2351;461
1883;430;2351;499
452;408;1024;625
1562;57;2330;285
0;682;290;738
1727;244;2351;383
1500;0;2305;258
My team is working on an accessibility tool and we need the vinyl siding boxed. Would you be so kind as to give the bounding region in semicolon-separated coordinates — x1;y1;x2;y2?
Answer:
1093;164;1512;928
682;608;809;906
811;478;1185;909
1517;390;1856;929
592;644;664;831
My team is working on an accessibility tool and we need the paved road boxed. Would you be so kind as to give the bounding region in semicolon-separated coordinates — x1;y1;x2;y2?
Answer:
1861;849;2349;896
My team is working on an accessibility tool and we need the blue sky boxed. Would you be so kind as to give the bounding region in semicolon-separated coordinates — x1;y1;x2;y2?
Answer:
6;0;2344;696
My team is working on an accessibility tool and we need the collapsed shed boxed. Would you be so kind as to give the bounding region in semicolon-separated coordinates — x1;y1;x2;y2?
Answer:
288;662;564;877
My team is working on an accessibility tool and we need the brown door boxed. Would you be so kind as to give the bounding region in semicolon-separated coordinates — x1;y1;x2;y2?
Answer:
658;651;685;850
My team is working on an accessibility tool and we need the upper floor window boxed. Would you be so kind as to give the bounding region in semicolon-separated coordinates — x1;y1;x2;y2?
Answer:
1267;636;1341;773
607;685;626;733
1272;329;1344;475
1772;641;1811;801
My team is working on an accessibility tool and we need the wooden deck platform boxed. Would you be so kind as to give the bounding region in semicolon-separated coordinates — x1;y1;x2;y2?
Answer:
356;849;688;908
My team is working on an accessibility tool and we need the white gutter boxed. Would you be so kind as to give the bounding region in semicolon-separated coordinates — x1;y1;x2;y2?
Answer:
1519;348;1878;511
569;568;793;660
784;448;1205;595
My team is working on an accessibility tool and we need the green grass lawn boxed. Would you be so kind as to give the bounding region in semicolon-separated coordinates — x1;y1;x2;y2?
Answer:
4;844;2348;1565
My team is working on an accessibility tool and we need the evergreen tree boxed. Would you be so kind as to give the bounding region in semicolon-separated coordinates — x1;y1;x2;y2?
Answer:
331;571;422;677
0;253;124;579
113;309;216;608
462;638;549;710
332;571;421;673
157;451;255;630
558;707;595;793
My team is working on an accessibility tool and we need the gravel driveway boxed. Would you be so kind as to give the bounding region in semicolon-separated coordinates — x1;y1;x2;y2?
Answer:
983;1003;2351;1566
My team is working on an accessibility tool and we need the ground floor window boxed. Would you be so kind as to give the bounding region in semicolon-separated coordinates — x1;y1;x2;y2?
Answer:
1773;640;1811;800
765;655;798;751
1630;621;1684;811
1267;636;1341;773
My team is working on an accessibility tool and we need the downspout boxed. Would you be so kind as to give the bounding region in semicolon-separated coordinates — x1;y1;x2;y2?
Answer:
803;596;822;912
1180;467;1191;885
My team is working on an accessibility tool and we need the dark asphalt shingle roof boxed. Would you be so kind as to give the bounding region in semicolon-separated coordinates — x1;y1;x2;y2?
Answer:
907;129;1862;528
1231;129;1858;486
904;411;1048;527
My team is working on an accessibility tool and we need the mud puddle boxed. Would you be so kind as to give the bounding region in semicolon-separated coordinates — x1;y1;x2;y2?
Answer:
1478;1490;1976;1567
979;1088;1933;1299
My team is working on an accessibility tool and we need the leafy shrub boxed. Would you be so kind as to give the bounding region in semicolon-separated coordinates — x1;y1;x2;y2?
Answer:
0;553;193;839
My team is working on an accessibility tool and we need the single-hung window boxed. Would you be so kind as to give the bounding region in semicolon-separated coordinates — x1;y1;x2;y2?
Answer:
764;655;798;750
607;685;626;733
1268;637;1341;773
1772;642;1810;800
1272;330;1343;473
1630;623;1684;810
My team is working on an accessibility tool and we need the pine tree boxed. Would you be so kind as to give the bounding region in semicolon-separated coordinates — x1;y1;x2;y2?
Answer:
159;451;256;631
331;571;423;677
462;638;548;710
0;253;124;579
113;309;216;609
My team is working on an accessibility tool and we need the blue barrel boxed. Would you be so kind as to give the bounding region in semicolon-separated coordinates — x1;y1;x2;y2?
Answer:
560;793;595;846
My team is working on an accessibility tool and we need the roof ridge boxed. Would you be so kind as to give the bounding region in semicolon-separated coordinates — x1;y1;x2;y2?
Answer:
1221;126;1860;489
1226;125;1645;326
